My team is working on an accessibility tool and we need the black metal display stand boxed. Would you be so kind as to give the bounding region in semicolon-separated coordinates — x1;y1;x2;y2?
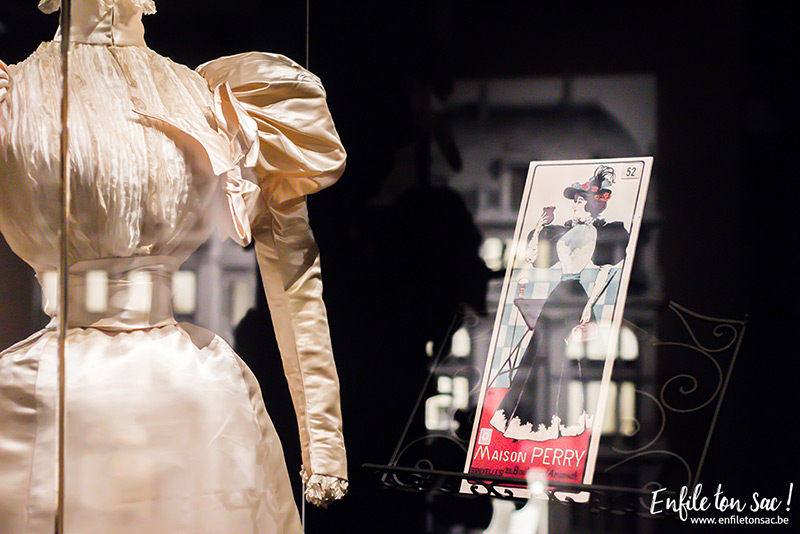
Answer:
364;463;664;517
363;303;747;519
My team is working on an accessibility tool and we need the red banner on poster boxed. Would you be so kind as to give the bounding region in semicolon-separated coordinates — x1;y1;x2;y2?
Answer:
469;388;591;484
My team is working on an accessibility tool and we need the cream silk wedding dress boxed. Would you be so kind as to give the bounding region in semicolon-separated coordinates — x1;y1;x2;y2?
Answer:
0;1;347;532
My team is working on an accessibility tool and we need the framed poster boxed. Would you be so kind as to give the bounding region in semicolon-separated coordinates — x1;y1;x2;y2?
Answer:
462;157;652;499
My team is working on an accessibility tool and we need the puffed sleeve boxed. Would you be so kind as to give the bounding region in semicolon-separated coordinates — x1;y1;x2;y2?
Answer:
0;61;10;104
197;53;347;506
197;52;345;201
592;221;630;266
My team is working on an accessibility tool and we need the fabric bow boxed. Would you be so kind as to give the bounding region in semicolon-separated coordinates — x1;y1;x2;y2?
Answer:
133;82;260;245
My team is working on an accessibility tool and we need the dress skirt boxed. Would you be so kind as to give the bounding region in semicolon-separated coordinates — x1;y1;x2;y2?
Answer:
0;323;303;534
493;278;589;433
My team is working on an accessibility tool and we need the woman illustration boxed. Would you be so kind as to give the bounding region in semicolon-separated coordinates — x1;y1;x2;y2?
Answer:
489;165;629;441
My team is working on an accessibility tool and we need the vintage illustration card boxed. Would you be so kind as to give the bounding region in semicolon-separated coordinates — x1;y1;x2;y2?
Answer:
463;158;652;498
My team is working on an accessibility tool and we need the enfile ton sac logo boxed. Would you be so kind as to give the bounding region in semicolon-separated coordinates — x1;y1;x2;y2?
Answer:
649;483;793;522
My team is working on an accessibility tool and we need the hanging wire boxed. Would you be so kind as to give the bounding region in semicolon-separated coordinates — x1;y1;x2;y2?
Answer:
56;1;72;533
305;0;310;69
301;1;310;529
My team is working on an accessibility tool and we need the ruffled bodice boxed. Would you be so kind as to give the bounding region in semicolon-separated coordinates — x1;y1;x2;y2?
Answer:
0;43;344;273
0;42;224;271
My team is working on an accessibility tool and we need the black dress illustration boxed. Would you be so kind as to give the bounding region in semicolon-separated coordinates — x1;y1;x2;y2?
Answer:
489;218;629;441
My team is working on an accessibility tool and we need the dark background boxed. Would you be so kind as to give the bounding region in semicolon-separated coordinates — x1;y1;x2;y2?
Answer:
1;2;796;532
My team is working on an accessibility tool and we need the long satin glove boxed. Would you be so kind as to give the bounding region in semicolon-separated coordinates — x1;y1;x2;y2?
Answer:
252;196;347;506
198;52;348;505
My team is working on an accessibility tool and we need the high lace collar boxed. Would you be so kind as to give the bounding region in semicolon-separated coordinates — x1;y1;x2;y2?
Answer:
39;0;156;46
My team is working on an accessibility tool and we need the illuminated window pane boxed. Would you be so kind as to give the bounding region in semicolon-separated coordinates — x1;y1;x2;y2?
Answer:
619;326;639;360
85;270;108;313
437;375;453;394
127;271;152;312
585;333;607;360
568;380;584;424
424;375;466;431
172;271;196;314
40;271;57;315
480;237;504;270
425;340;435;357
424;394;452;431
586;382;600;427
587;381;618;434
452;327;471;357
618;381;637;436
231;279;254;325
452;376;469;410
566;337;584;360
567;326;640;361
